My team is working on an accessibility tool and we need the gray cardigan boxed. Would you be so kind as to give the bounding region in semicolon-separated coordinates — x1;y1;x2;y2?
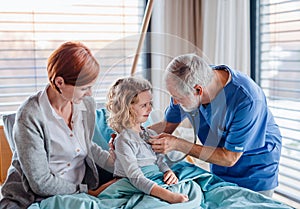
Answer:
0;91;112;209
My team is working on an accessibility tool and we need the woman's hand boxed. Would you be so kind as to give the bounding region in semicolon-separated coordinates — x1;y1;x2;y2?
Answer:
163;170;178;185
88;178;118;197
108;133;117;161
108;146;116;161
149;133;179;154
109;133;117;150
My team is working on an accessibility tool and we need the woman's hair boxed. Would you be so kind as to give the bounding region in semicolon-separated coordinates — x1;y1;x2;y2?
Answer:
106;77;152;133
164;54;213;95
47;41;100;92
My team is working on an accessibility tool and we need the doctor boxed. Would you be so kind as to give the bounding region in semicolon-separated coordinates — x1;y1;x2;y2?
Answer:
149;54;282;197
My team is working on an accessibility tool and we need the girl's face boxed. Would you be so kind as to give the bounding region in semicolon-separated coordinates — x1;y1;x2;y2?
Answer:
131;90;153;124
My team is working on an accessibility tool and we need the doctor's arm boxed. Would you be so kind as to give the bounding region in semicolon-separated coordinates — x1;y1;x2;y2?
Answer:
150;133;243;167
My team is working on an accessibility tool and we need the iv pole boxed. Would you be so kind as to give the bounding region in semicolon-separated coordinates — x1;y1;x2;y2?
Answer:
130;0;154;76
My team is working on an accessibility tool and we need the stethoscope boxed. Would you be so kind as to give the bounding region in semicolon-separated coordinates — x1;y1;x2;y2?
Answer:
140;110;199;164
165;110;199;163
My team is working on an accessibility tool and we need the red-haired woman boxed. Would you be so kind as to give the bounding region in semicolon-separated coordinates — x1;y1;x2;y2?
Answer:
0;42;115;209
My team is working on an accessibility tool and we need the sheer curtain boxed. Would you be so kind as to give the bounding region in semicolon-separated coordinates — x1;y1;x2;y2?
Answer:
150;0;203;113
202;0;250;74
150;0;250;112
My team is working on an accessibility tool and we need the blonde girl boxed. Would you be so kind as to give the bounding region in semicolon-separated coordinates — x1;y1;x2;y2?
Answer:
106;77;188;204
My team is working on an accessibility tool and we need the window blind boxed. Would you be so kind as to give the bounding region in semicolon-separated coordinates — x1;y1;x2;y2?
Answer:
256;0;300;203
0;0;145;114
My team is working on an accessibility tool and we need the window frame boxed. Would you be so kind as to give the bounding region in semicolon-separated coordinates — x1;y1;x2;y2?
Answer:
251;0;300;205
0;0;148;115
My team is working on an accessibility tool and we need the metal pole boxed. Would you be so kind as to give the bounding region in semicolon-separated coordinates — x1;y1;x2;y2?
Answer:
130;0;154;76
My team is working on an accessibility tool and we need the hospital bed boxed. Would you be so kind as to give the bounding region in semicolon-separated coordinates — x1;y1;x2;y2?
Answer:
0;109;293;209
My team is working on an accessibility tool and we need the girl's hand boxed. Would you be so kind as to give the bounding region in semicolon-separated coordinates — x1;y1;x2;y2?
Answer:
163;170;178;185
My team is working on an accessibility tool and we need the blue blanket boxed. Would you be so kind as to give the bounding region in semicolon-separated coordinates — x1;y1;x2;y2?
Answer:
28;162;293;209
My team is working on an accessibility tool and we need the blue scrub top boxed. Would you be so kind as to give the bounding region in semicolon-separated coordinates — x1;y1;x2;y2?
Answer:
165;65;282;191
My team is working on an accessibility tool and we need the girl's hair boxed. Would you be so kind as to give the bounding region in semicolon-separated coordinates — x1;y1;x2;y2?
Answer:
164;54;213;95
47;41;100;92
106;77;152;133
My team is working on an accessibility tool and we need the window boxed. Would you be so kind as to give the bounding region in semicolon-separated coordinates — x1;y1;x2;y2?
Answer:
255;0;300;204
0;0;145;114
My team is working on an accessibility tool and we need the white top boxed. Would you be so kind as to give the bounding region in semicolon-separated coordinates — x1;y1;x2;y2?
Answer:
39;86;87;184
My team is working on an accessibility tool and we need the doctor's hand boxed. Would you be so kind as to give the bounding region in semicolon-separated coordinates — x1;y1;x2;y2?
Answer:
149;133;180;154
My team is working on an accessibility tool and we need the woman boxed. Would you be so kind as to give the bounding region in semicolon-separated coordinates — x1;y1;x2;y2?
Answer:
0;42;115;209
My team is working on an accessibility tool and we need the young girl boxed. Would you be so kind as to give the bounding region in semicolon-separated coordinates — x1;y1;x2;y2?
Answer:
106;77;189;204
